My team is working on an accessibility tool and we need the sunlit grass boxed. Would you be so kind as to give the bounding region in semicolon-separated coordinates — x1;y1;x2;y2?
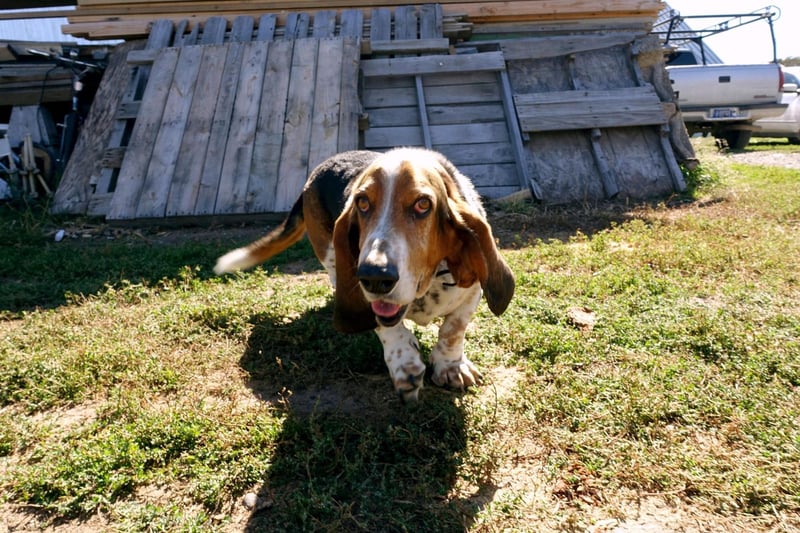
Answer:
1;137;798;531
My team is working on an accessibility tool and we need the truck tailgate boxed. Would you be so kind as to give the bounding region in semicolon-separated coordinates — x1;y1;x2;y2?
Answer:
668;64;782;107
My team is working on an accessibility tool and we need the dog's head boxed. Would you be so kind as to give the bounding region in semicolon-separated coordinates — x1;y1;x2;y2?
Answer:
331;148;515;333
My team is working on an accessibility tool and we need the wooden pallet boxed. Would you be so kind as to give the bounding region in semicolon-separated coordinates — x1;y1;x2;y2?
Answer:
106;37;359;221
361;53;538;200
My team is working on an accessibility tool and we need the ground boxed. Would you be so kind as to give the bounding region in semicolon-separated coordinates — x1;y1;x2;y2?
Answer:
2;141;799;533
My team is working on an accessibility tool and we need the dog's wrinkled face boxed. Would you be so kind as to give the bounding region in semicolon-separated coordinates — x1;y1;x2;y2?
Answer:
331;148;514;334
347;149;454;327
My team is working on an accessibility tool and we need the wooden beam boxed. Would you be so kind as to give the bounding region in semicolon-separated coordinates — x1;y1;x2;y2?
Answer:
361;51;505;78
364;38;450;56
498;33;639;61
514;86;668;132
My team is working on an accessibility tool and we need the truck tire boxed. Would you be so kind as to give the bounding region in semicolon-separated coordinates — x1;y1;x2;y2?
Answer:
721;130;752;150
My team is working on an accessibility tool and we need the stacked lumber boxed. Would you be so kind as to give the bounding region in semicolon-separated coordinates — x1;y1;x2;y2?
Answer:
59;0;663;40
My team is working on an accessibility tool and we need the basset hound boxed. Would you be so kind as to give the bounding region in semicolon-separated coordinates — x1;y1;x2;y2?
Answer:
214;148;515;402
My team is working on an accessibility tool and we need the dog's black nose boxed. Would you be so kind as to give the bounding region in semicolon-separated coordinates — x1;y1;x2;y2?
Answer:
357;263;399;295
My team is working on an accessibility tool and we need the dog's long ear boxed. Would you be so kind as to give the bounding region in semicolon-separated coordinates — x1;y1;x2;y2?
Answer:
331;203;376;333
441;182;515;317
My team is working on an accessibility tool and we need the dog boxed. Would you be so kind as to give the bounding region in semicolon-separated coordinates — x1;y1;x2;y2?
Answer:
214;148;515;402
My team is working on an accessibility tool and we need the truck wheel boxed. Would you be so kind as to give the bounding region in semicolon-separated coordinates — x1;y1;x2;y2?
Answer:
721;131;752;150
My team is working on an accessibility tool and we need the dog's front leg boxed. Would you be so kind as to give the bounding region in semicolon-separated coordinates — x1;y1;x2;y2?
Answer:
430;292;483;390
376;323;425;403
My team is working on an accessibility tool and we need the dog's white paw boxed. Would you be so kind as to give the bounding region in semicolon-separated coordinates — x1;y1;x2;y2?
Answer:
431;357;483;390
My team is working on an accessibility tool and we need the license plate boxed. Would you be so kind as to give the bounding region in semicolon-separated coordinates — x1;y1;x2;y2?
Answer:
710;107;739;119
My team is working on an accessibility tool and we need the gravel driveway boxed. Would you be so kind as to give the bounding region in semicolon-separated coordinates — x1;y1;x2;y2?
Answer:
728;149;800;169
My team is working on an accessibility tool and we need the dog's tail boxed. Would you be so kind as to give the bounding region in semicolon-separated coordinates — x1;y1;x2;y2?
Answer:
214;196;306;274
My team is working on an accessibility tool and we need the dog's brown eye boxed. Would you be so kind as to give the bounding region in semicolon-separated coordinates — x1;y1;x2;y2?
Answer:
356;196;370;213
414;197;432;216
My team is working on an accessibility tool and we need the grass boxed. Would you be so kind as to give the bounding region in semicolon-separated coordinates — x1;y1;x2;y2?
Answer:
1;136;799;531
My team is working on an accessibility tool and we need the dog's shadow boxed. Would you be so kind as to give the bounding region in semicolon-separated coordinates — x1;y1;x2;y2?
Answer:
239;301;494;531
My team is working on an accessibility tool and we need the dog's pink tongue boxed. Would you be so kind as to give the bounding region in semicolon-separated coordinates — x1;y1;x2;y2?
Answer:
371;301;402;318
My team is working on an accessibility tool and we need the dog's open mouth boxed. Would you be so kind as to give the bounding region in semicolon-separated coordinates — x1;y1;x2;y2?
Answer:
371;301;408;327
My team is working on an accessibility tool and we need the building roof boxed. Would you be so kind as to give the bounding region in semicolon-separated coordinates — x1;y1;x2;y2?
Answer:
0;7;119;45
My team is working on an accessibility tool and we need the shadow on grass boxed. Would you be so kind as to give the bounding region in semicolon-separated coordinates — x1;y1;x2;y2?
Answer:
239;301;493;532
0;212;313;316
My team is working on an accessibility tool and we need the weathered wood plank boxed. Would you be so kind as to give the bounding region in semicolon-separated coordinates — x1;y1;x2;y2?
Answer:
165;44;228;217
589;128;619;198
436;142;515;165
337;37;361;152
368;102;503;127
312;10;336;38
339;9;363;39
62;14;469;43
370;8;391;41
193;39;247;215
365;38;450;55
361;52;505;78
230;15;255;42
134;45;203;219
363;69;496;89
248;39;293;213
498;69;541;199
284;12;310;39
256;14;277;41
215;41;269;215
394;5;418;40
420;3;443;39
199;16;227;45
364;121;508;148
415;76;432;148
364;81;501;107
275;38;318;212
173;19;198;46
498;33;638;61
308;38;344;171
514;86;667;132
107;46;179;220
455;162;519;188
126;48;159;65
366;106;420;127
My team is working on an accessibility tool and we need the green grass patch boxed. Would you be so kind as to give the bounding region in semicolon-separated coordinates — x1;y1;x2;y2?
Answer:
1;137;799;531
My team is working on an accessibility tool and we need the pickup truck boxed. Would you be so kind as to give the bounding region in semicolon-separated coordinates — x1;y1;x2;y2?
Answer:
751;68;800;144
666;52;786;149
